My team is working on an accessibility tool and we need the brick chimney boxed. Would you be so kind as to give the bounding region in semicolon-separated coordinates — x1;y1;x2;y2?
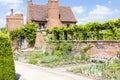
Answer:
47;0;62;29
28;0;32;5
10;9;14;15
6;9;24;31
27;0;32;23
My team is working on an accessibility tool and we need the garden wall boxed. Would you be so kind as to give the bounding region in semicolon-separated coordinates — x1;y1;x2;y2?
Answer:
73;40;119;57
46;40;119;57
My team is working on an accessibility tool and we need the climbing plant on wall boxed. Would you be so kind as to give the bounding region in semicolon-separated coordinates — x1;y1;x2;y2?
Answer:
46;18;120;41
9;23;37;46
0;27;7;34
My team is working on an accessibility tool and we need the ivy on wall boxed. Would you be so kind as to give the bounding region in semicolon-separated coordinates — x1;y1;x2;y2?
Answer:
46;18;120;40
0;27;7;34
9;23;37;45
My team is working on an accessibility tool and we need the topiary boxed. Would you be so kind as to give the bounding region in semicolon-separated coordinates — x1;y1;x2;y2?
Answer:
0;33;16;80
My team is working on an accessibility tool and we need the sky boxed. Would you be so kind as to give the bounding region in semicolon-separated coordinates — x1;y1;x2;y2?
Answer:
0;0;120;28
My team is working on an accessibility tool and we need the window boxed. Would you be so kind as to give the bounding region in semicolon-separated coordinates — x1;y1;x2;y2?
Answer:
67;24;70;27
59;14;60;19
20;36;26;49
39;23;45;30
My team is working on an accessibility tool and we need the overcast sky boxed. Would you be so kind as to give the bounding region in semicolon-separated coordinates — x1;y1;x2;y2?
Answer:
0;0;120;28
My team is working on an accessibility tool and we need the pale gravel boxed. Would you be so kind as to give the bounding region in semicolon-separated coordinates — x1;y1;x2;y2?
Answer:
15;61;93;80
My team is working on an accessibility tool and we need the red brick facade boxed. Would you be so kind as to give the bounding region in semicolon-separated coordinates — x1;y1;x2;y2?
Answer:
26;0;77;48
45;41;119;57
27;0;77;29
6;9;24;31
6;0;77;49
47;0;62;29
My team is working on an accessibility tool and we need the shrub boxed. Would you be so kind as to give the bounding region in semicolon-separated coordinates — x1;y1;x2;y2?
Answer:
75;54;82;63
69;62;120;80
30;53;43;59
52;41;74;56
41;55;61;63
62;55;74;62
69;64;102;77
111;58;120;64
28;59;38;64
80;44;92;61
98;63;120;80
0;27;7;34
0;33;16;80
53;50;62;56
9;23;37;47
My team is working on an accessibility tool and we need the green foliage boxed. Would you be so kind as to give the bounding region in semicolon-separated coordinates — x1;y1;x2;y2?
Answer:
16;51;90;67
80;44;92;61
47;18;120;40
41;55;61;63
75;54;82;63
9;23;37;46
69;60;120;80
0;33;15;80
81;44;93;53
9;28;23;40
53;50;62;56
111;58;120;64
69;67;83;73
52;41;74;56
103;70;120;80
28;59;38;64
69;64;102;77
30;53;43;59
24;23;37;44
41;54;75;67
0;27;7;34
103;63;120;80
108;64;120;72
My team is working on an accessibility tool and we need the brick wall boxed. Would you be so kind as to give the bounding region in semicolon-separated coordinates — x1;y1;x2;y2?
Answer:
47;0;62;29
6;10;24;31
45;40;119;57
73;41;119;57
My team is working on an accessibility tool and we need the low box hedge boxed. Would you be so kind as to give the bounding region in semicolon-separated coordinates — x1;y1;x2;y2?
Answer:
0;33;16;80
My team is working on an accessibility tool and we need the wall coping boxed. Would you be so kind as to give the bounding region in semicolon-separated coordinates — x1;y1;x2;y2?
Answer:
48;40;120;43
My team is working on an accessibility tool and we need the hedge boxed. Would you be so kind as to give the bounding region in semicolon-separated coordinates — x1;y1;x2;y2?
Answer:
0;33;16;80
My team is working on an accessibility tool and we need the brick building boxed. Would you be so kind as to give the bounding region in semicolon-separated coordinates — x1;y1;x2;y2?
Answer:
27;0;77;48
27;0;77;29
6;9;24;31
6;9;26;49
6;0;77;49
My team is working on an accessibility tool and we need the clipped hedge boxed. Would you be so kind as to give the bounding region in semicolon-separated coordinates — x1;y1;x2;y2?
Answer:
0;33;16;80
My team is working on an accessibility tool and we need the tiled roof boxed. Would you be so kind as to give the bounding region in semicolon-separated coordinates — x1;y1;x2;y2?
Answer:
28;4;77;22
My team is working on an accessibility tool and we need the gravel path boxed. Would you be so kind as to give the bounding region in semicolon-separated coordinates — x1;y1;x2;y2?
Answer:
15;61;93;80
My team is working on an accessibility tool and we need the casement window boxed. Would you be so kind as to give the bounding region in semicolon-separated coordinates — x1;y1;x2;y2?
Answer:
39;23;45;30
67;24;70;27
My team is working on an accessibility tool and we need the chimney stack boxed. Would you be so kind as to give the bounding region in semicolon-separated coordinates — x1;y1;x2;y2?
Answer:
28;0;32;4
10;9;14;15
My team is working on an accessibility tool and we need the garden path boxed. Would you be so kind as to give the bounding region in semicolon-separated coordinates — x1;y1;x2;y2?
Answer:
15;61;92;80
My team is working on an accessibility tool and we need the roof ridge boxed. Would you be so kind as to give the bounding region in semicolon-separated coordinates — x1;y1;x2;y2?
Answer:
28;3;77;22
32;4;47;6
60;6;70;8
